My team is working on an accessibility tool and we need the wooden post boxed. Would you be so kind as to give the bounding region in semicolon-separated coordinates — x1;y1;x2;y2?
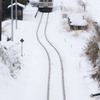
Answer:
0;0;2;41
20;39;24;57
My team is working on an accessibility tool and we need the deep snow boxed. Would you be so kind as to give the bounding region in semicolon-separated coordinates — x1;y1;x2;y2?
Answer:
0;0;100;100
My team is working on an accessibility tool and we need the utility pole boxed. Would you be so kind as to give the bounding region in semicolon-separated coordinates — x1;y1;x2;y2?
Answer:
11;0;14;41
0;0;2;41
15;0;17;29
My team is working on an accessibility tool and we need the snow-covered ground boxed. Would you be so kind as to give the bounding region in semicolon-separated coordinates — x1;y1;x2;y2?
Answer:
0;0;100;100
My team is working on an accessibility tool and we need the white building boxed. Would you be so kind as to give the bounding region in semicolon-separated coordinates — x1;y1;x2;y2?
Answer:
68;13;88;30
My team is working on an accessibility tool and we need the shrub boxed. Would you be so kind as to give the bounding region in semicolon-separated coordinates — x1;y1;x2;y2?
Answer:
0;43;21;78
85;22;100;82
91;70;100;82
85;38;99;65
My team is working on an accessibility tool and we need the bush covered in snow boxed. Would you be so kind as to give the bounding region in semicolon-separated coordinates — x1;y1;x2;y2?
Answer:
0;43;21;78
85;36;99;65
85;22;100;82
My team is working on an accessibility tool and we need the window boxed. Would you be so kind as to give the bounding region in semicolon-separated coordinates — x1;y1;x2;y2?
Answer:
40;0;43;2
48;0;52;2
70;25;74;30
78;26;81;30
18;10;21;16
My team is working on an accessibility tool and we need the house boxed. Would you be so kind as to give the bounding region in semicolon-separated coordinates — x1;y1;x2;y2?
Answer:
8;2;25;20
68;13;88;30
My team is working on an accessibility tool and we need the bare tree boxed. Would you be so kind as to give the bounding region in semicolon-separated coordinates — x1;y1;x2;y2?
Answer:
0;0;2;41
78;0;87;11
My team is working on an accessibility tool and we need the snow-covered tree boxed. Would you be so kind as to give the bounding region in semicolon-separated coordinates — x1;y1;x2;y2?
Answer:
77;0;87;11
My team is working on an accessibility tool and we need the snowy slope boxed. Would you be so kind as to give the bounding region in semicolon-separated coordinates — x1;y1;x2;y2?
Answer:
1;0;100;100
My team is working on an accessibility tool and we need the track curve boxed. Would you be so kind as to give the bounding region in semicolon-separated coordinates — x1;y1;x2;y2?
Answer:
36;13;66;100
45;13;66;100
36;13;51;100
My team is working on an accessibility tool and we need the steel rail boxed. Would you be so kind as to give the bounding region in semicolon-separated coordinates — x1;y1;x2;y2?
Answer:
36;13;51;100
44;13;66;100
36;12;66;100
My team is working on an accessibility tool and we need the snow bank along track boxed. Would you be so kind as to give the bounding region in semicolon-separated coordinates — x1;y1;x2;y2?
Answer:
36;13;66;100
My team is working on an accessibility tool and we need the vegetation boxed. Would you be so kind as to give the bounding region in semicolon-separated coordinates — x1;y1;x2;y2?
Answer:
85;22;100;82
2;0;11;20
77;0;88;11
0;43;21;78
85;37;99;65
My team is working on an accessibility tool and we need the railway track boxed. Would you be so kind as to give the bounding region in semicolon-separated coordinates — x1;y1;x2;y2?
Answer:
36;13;66;100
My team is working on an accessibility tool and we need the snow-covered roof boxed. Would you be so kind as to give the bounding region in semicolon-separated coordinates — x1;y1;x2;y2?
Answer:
8;2;25;9
68;13;87;26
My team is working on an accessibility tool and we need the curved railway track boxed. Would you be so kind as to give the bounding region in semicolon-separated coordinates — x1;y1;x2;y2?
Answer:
36;13;66;100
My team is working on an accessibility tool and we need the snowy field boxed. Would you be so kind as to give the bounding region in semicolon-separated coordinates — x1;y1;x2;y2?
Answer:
0;0;100;100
